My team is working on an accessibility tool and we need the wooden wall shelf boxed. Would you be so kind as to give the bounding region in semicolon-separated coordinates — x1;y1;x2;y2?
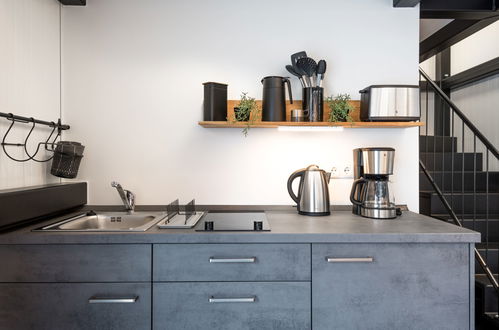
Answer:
200;99;423;129
199;121;424;128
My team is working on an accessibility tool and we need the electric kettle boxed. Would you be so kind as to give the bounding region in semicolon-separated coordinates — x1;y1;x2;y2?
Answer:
287;165;331;216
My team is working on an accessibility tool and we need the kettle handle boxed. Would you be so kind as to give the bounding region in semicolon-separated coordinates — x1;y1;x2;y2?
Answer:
287;169;305;204
349;178;366;206
284;77;293;104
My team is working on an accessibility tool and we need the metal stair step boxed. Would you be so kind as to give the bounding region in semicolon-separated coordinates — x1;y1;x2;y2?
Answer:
419;135;457;152
419;171;499;193
420;152;483;171
475;274;499;314
425;192;499;214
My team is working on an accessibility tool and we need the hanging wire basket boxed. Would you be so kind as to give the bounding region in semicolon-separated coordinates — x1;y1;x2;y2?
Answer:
50;141;85;179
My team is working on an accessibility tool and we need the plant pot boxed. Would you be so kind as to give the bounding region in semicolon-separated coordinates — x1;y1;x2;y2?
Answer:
234;107;250;121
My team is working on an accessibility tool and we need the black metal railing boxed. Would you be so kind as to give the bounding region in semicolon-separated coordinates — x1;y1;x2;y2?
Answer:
419;68;499;300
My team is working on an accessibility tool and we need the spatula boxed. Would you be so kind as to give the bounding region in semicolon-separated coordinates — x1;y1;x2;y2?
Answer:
291;51;307;67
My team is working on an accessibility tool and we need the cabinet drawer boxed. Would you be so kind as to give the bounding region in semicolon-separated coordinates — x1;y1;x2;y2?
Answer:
0;283;151;330
312;243;471;330
0;244;151;282
153;244;310;281
153;282;310;330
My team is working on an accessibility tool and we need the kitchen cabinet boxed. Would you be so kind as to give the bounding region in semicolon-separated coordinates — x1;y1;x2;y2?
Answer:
153;282;311;330
0;283;151;330
312;243;471;330
0;211;477;330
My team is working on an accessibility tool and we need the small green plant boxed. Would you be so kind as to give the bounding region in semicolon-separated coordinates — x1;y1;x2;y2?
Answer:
231;92;260;137
327;94;354;122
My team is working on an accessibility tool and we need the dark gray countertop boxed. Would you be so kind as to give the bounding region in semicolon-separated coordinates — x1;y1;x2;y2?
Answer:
0;206;480;244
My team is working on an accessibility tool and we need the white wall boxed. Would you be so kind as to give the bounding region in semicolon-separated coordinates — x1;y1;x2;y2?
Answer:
62;0;420;209
451;20;499;75
0;0;61;189
448;20;499;170
451;74;499;170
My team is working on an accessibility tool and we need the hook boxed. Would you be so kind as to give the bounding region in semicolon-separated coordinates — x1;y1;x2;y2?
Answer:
24;118;59;163
1;115;34;162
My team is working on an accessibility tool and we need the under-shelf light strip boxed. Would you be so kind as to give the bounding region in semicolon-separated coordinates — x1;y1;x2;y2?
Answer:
277;126;344;132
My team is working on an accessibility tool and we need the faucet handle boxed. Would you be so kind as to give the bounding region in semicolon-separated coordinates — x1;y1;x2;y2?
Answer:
111;181;120;188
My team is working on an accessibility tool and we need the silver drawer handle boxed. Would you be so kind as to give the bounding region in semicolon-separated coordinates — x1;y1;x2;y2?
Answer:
209;296;256;303
326;257;374;263
209;257;256;263
88;296;138;304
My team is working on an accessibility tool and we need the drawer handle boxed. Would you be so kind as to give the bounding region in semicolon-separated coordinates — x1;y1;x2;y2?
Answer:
209;296;256;303
209;257;256;263
88;296;138;304
326;257;374;263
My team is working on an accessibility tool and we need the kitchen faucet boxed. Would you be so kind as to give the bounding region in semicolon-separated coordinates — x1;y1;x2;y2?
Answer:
111;181;135;212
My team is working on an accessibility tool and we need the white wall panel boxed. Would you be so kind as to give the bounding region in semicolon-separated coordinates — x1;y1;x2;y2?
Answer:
0;0;61;189
62;0;420;209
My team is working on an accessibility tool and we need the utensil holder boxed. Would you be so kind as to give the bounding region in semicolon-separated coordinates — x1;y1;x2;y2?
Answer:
302;87;324;122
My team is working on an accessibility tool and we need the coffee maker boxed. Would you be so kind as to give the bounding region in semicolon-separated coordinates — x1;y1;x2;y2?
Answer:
350;148;401;219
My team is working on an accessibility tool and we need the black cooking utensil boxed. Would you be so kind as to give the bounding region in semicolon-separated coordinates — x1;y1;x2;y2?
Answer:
316;60;327;87
296;57;317;86
291;51;310;87
290;51;307;66
286;65;305;88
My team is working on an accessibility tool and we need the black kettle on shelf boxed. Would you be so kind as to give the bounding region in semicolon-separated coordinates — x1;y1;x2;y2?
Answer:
261;76;293;121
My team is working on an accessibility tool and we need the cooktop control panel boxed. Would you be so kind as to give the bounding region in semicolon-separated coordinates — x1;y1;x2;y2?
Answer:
195;212;270;232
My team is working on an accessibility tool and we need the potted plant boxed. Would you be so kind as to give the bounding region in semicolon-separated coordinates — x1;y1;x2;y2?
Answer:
326;94;354;122
232;92;260;136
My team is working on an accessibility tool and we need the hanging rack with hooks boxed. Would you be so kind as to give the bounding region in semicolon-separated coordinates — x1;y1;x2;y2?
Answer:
0;112;70;163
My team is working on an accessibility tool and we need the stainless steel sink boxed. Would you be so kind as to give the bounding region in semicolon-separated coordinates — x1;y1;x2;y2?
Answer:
35;211;166;232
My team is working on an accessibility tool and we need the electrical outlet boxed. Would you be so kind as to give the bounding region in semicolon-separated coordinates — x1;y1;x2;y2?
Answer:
331;167;338;177
343;166;352;177
331;165;353;179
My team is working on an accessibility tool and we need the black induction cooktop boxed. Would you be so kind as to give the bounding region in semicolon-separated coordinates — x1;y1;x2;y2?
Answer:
195;211;270;232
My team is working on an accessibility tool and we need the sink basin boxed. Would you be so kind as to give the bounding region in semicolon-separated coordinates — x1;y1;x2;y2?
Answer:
36;211;166;232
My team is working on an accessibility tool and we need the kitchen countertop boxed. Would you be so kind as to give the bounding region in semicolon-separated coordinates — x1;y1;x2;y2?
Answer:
0;207;480;244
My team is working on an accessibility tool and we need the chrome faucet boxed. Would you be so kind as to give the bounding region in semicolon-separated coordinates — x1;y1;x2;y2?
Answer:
111;181;135;212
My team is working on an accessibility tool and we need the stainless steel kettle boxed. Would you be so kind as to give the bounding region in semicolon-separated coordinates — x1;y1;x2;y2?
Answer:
287;165;331;216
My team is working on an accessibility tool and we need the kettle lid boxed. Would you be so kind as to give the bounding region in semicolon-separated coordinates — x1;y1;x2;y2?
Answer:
305;164;321;171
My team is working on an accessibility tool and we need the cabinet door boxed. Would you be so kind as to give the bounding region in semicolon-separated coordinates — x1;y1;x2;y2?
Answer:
312;243;471;330
153;282;311;330
0;283;151;330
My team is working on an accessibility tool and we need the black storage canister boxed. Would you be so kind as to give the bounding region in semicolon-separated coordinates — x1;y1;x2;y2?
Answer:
203;82;228;121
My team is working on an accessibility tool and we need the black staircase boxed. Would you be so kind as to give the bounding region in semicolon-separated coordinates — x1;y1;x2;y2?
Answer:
419;68;499;327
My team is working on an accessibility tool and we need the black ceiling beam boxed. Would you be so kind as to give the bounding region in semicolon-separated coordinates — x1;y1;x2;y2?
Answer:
420;17;499;62
421;0;495;11
393;0;420;7
421;11;499;19
58;0;86;5
442;57;499;90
